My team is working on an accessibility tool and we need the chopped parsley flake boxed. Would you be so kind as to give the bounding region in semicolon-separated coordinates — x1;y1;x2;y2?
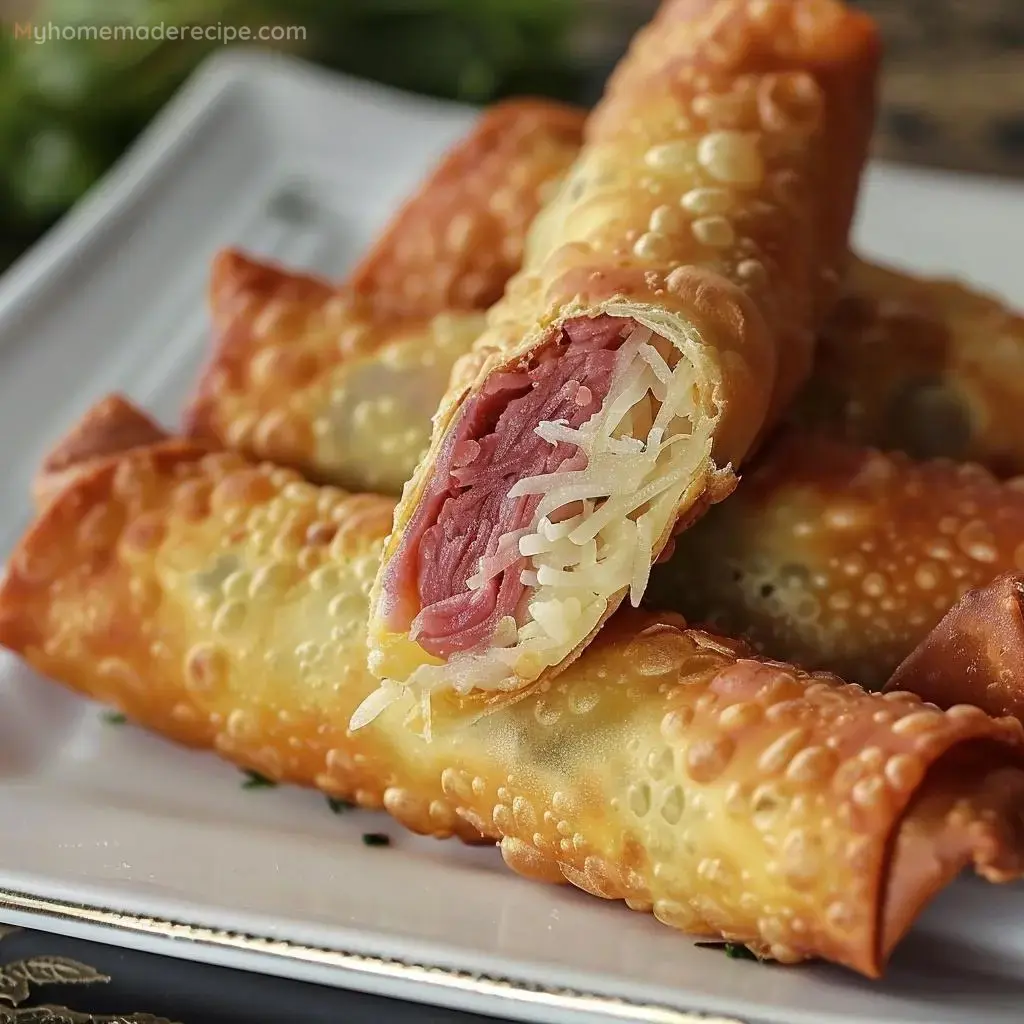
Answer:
361;832;391;847
327;797;355;814
695;941;760;961
240;769;277;790
101;711;127;725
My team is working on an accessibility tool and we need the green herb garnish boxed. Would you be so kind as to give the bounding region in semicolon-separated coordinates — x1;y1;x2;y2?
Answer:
101;711;127;725
361;832;391;847
695;941;760;961
327;797;355;814
240;769;277;790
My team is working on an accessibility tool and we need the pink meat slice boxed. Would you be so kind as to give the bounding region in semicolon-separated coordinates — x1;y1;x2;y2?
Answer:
378;314;633;658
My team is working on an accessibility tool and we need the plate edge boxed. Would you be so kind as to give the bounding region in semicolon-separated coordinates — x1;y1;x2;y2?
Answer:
0;48;470;349
0;886;748;1024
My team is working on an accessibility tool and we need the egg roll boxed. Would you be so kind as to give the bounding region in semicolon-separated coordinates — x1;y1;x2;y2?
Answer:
6;398;1024;978
650;430;1024;688
884;573;1024;722
183;99;585;495
365;0;880;717
793;257;1024;476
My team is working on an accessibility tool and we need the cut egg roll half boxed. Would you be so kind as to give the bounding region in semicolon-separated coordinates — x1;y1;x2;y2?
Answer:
5;398;1024;977
364;0;881;717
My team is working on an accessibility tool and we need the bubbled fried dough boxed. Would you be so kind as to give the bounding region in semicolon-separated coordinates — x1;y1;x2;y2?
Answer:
187;250;485;495
652;430;1024;688
473;622;1024;976
183;100;586;495
468;0;880;430
0;442;407;797
5;399;1024;977
793;258;1024;476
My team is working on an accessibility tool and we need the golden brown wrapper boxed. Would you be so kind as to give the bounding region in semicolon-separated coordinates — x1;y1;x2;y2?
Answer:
651;430;1024;689
4;400;1024;978
475;0;880;426
367;0;880;700
183;99;585;495
793;257;1024;476
33;395;168;508
884;573;1024;722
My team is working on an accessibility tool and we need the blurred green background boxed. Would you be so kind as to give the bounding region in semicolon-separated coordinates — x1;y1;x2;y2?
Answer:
1;0;1023;271
0;0;628;270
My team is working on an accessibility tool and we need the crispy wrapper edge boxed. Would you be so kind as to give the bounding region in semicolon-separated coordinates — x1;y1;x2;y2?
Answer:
885;573;1024;722
345;98;588;321
33;394;170;509
5;400;1024;976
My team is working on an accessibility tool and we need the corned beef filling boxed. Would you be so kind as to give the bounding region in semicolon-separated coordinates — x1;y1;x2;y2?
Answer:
382;315;633;657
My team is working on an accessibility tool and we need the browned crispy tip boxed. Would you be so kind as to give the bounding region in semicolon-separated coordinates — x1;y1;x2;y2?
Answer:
0;438;217;667
881;744;1024;967
207;248;333;331
185;248;336;443
885;573;1024;721
879;573;1024;970
33;395;169;509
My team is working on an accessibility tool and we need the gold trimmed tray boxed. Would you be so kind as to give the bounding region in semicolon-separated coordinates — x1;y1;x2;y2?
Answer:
0;889;745;1024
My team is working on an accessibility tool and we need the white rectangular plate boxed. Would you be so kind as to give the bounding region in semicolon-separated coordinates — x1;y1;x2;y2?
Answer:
2;50;1024;1024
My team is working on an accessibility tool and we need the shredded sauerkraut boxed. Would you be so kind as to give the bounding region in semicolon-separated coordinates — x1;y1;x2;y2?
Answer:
352;313;717;731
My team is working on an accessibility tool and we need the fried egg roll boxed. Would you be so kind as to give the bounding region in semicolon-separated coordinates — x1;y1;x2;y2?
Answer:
885;573;1024;722
651;431;1024;688
366;0;880;716
793;257;1024;476
183;99;585;495
5;398;1024;978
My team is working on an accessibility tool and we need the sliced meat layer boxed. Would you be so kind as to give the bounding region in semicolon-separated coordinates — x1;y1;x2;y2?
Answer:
382;315;631;658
